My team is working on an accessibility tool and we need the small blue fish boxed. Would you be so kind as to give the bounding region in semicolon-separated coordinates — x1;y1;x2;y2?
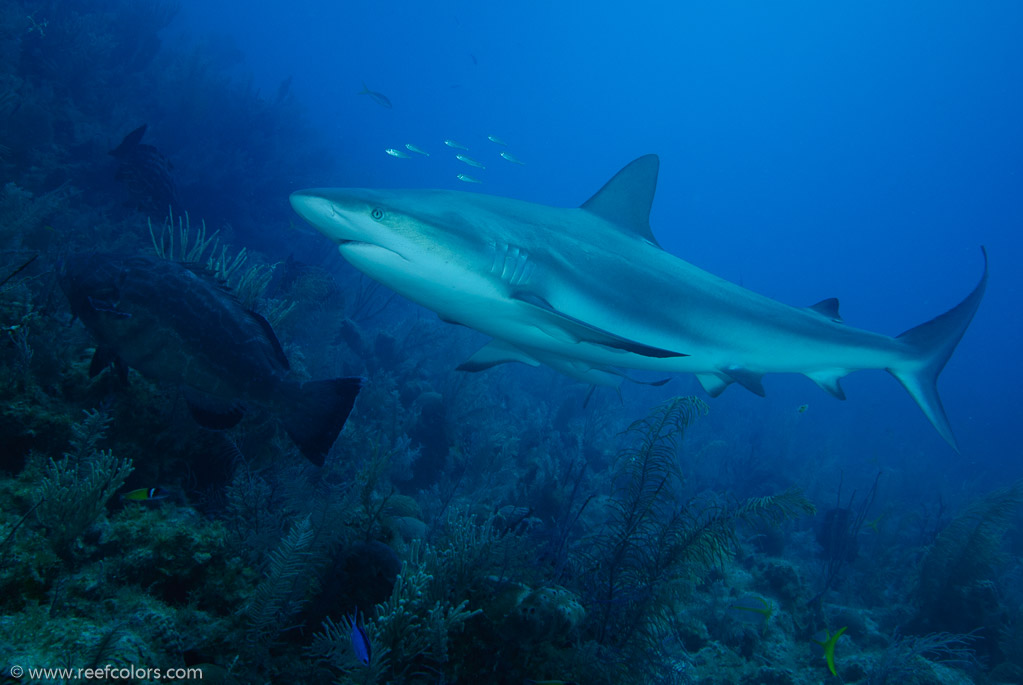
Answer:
348;610;371;665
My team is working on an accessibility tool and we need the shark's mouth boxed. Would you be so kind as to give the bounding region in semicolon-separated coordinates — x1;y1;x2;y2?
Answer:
336;239;408;262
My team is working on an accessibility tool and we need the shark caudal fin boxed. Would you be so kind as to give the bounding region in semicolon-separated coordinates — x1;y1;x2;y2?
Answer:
888;248;988;452
282;377;363;466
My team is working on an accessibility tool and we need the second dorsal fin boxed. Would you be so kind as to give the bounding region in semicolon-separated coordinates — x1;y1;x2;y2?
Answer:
807;297;842;322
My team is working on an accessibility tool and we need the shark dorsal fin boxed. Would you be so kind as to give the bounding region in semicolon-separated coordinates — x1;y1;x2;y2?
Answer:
808;297;842;322
581;154;662;248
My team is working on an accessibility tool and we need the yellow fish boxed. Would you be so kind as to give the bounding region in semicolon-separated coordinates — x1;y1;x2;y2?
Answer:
812;626;847;676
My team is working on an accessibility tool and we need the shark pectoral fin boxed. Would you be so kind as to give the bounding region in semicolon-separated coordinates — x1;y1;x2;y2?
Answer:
807;297;843;322
724;367;766;396
557;361;625;387
511;292;688;359
533;347;669;388
806;370;848;400
696;373;733;397
457;340;540;372
576;365;671;388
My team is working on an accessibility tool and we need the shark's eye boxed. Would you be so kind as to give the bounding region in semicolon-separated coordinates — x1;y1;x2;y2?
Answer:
371;208;384;221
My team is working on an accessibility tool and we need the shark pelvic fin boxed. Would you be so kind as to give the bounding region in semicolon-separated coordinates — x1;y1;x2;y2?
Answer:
457;340;540;372
887;247;988;453
696;372;732;397
724;367;766;396
807;297;843;322
512;291;688;359
580;155;662;247
806;370;848;400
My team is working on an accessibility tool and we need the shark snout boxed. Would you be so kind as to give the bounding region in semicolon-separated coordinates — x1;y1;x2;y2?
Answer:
290;190;353;243
289;189;330;224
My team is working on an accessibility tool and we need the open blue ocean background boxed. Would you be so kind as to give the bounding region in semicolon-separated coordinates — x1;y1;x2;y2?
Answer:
175;1;1021;474
2;2;1021;682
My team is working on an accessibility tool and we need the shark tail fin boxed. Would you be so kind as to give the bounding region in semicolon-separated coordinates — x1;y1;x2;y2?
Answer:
281;377;363;466
887;247;988;452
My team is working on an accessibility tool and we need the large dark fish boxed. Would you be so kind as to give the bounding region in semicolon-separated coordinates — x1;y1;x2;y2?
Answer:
60;253;362;466
109;124;181;215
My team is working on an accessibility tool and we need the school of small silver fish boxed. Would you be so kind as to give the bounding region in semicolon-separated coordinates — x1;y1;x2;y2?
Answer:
361;84;525;182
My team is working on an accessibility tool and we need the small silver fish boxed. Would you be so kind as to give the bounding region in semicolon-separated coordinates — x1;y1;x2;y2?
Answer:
487;135;508;146
456;174;481;184
385;148;411;159
456;154;485;169
405;143;429;156
444;139;469;150
500;151;525;165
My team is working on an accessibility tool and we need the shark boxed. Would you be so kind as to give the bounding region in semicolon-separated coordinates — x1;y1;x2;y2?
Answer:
290;154;987;450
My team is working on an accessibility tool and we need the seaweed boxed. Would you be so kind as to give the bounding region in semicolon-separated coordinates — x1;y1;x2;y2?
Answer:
578;396;815;660
809;471;881;614
244;515;316;652
309;540;481;683
911;481;1023;659
33;408;133;562
865;630;978;684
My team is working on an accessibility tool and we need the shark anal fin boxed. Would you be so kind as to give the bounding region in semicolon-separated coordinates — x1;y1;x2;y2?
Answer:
724;367;766;397
807;297;842;322
580;155;662;248
457;340;540;372
511;291;688;359
696;372;732;397
806;370;848;400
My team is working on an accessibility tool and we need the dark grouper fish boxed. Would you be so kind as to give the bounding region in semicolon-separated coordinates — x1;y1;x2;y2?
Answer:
60;253;362;466
109;124;181;215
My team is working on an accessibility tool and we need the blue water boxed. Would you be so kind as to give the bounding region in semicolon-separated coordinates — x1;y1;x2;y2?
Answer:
171;0;1022;475
4;3;1022;681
